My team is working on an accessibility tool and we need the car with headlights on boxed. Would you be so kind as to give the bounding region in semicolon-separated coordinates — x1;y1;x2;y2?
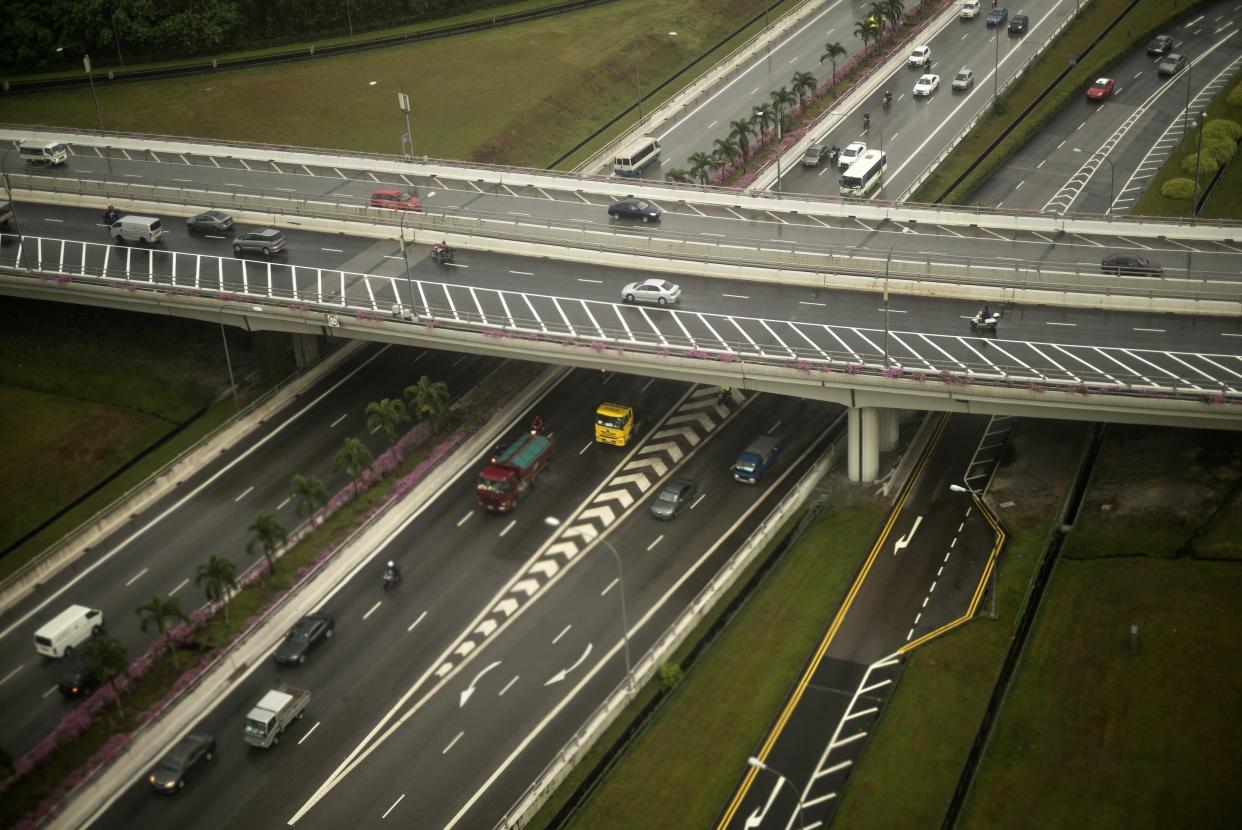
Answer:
650;478;697;519
608;198;662;222
621;278;680;305
1008;14;1028;34
274;613;335;666
185;210;233;234
147;733;215;793
913;74;940;96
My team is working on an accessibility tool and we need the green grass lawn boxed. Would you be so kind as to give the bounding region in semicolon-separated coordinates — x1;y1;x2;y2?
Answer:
959;555;1242;829
1062;425;1242;561
0;298;254;567
832;419;1086;828
0;0;772;169
544;479;889;830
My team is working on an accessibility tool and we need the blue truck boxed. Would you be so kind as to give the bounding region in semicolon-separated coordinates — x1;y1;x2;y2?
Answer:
732;436;782;484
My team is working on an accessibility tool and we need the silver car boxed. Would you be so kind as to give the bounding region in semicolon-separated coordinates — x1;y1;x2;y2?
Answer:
621;278;681;306
650;478;697;519
232;228;286;257
952;69;975;90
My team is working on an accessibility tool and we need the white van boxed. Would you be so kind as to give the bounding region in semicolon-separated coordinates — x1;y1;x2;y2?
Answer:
960;0;981;17
111;215;165;245
19;139;69;166
35;605;105;658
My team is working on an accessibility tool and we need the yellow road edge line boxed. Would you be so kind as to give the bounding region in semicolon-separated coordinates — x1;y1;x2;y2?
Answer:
715;414;949;829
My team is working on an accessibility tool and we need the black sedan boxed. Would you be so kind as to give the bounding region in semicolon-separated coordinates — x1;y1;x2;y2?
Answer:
608;198;662;222
58;653;99;697
185;210;234;233
650;478;697;519
1147;35;1173;56
1101;254;1163;276
1008;14;1028;34
274;612;335;665
147;733;214;793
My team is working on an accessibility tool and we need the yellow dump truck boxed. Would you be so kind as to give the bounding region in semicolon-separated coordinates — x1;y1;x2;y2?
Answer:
594;402;648;447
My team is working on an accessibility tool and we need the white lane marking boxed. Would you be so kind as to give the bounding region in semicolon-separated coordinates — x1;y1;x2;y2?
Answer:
42;685;59;699
499;519;517;537
298;722;320;745
277;496;291;510
382;794;405;818
499;676;519;696
799;301;826;306
321;247;343;253
577;278;602;284
125;568;149;587
457;512;473;527
722;293;750;299
443;732;464;754
690;493;706;510
1046;322;1077;327
43;218;65;223
601;578;618;596
552;625;571;645
510;270;534;276
0;665;23;686
363;601;382;620
647;535;664;551
407;611;427;632
1133;327;1166;333
234;485;254;502
170;578;189;596
330;414;348;428
579;441;594;455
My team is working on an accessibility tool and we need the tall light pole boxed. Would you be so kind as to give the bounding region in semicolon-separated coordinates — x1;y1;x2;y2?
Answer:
635;32;677;127
1094;153;1115;212
1191;109;1205;222
950;483;999;619
545;516;633;693
746;757;806;827
369;79;414;158
56;45;104;132
883;238;899;365
1;147;34;272
398;207;416;315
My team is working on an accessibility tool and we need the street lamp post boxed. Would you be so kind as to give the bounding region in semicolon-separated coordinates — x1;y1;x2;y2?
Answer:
398;207;416;315
368;79;414;158
544;517;634;693
883;238;899;365
56;46;104;132
950;483;998;619
746;757;806;827
1094;153;1115;212
1192;110;1205;221
1;148;34;272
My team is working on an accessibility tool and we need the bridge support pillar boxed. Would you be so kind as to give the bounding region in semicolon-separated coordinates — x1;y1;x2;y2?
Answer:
292;333;321;370
847;406;880;483
878;408;900;452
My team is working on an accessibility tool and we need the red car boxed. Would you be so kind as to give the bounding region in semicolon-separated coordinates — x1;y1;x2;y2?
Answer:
370;188;421;210
1086;78;1115;101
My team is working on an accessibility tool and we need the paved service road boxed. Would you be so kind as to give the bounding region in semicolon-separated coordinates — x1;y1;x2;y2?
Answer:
717;412;1010;830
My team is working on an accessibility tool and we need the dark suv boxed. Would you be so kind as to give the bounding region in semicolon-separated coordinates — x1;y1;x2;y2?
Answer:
1008;14;1028;34
232;228;287;257
1101;254;1163;276
1147;35;1173;56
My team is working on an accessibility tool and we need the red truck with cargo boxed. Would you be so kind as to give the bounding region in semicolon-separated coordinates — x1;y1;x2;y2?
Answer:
476;432;554;512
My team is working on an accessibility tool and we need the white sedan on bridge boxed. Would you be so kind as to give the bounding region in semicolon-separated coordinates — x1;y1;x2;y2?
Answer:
913;74;940;96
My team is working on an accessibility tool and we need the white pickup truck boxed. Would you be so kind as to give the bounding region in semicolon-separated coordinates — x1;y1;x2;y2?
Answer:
244;684;310;748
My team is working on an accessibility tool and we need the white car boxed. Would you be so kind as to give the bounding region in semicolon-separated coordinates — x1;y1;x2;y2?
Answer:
837;141;866;169
907;46;931;68
960;0;981;17
913;74;940;96
621;278;681;306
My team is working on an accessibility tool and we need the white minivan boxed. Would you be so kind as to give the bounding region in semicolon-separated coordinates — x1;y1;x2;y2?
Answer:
111;215;165;245
961;0;981;17
19;139;69;166
35;604;105;658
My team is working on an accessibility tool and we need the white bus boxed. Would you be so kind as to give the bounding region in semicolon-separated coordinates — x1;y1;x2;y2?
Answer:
839;149;887;198
612;135;661;177
20;139;69;166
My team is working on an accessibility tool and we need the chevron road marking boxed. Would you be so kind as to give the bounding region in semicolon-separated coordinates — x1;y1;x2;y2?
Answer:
663;412;715;431
611;472;652;489
545;541;581;560
579;505;618;524
529;560;560;579
562;524;599;542
512;578;540;597
640;441;685;462
493;598;519;617
473;619;498;638
595;489;635;509
622;456;670;476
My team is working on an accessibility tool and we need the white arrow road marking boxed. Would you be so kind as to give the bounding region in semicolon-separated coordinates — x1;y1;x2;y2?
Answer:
494;598;519;617
453;641;476;659
512;578;540;597
578;505;617;524
640;440;685;461
473;619;498;638
688;386;718;400
530;560;559;578
595;489;635;508
611;472;652;489
744;778;787;828
545;541;581;559
544;643;593;686
459;661;502;707
664;411;714;429
893;516;923;555
562;524;599;542
653;422;706;441
622;456;669;476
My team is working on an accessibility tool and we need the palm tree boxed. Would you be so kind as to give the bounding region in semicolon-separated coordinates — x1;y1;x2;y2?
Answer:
195;555;239;621
820;41;847;85
246;512;288;581
712;135;740;167
83;635;129;717
853;19;874;55
729;118;756;160
333;437;373;497
770;86;798;130
791;70;817;110
687;152;715;185
291;474;329;526
882;0;905;30
365;397;409;449
751;105;777;138
664;168;693;183
868;2;888;33
404;375;450;430
135;594;188;666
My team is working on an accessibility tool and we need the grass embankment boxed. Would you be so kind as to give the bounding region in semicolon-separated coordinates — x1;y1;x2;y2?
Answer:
0;0;768;169
533;479;888;830
914;0;1212;205
831;419;1086;827
0;298;256;576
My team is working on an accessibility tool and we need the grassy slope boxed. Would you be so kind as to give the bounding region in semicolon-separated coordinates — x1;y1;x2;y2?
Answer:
552;482;888;830
0;0;769;169
833;419;1085;828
